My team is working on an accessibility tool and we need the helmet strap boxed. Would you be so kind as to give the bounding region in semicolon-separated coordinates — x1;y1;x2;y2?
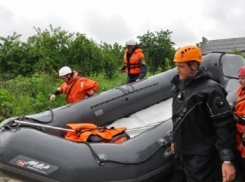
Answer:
186;61;200;79
66;74;72;81
187;70;195;79
186;62;193;79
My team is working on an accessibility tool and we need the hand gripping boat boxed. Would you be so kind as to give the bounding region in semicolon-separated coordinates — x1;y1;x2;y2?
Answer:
0;52;244;182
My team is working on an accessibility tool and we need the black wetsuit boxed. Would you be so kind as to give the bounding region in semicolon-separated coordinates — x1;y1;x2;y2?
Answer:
171;68;235;182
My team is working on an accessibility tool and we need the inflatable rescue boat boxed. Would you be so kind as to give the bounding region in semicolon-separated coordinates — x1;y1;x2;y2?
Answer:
0;52;244;182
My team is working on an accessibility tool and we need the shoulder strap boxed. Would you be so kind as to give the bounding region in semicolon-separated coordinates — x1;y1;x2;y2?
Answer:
236;97;245;105
66;77;80;102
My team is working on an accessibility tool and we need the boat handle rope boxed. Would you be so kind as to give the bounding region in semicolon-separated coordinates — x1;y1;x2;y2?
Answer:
14;107;54;124
1;120;47;133
114;84;135;94
211;51;239;80
4;120;165;133
3;120;73;133
2;122;20;130
79;135;171;166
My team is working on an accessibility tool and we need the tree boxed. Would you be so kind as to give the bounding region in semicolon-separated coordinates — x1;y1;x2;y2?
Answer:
138;30;176;74
27;25;74;74
0;26;177;80
0;32;33;79
68;33;103;76
100;42;124;79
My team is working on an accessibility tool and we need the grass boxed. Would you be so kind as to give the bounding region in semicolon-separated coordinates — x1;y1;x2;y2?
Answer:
90;72;127;93
0;71;156;121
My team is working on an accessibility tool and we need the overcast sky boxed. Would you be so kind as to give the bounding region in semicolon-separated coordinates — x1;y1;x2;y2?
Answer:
0;0;245;48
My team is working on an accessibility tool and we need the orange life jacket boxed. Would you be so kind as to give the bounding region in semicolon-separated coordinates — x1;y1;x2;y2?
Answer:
65;123;129;144
235;87;245;156
123;48;144;74
57;71;99;104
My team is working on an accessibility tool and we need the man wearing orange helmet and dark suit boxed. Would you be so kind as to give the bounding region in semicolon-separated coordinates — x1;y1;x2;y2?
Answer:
170;45;236;182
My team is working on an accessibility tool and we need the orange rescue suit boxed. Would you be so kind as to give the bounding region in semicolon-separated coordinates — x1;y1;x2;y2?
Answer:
123;48;144;74
57;71;99;104
65;123;128;144
235;87;245;157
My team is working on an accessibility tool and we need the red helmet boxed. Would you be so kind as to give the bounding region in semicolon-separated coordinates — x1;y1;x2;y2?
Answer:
238;66;245;76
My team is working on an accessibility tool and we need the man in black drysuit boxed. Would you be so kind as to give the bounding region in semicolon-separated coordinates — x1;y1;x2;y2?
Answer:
170;45;236;182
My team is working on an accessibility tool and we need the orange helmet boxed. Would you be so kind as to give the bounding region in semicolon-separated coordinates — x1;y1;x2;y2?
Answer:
174;45;202;63
238;66;245;76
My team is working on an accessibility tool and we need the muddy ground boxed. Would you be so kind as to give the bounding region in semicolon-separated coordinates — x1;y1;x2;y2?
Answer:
0;170;244;182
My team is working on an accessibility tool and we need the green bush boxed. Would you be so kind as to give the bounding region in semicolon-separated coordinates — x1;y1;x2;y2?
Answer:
0;73;65;119
0;89;13;120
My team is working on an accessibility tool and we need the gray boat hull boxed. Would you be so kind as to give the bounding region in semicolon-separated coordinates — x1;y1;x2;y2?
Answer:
0;52;244;182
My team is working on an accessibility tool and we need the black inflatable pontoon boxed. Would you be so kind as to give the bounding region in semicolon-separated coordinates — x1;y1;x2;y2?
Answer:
0;52;244;182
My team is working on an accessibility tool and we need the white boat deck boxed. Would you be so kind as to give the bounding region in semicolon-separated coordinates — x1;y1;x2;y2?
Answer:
108;98;173;138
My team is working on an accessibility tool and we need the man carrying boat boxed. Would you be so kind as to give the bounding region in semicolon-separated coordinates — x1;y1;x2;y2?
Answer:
170;45;236;182
119;39;147;84
50;66;99;104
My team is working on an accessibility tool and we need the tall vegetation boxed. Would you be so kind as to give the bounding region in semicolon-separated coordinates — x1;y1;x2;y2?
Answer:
138;30;175;74
0;25;175;78
0;25;176;121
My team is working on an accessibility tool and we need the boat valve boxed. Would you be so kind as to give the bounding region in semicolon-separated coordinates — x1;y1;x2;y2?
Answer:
158;135;171;147
97;153;107;166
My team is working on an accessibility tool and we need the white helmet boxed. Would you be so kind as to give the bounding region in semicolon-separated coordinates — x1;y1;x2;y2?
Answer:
126;39;137;47
59;66;72;76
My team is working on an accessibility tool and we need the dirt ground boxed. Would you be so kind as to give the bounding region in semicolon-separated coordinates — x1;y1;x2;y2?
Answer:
0;171;243;182
160;171;244;182
0;177;21;182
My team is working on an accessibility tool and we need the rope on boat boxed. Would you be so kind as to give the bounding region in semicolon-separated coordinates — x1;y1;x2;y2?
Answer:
0;107;54;132
80;135;171;166
2;122;20;130
3;107;54;131
114;84;135;94
211;51;238;80
13;107;55;125
3;118;167;134
3;120;46;132
79;121;172;166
